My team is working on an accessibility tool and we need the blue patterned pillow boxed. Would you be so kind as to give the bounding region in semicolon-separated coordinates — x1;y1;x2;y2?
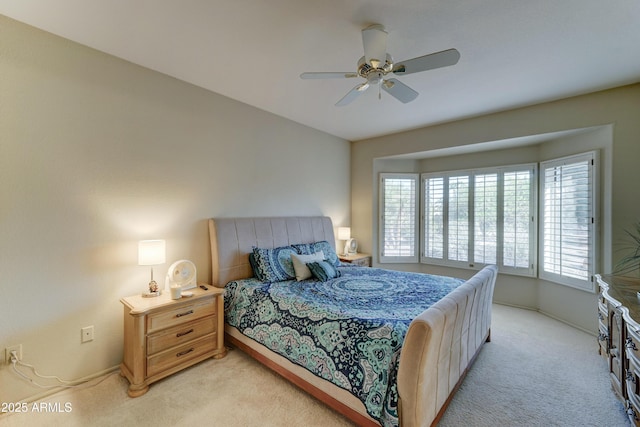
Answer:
293;241;339;266
248;252;265;281
307;261;341;282
252;246;297;282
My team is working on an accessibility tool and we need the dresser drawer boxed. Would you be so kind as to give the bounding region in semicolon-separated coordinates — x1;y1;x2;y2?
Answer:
598;303;607;322
598;311;607;338
147;298;215;332
147;316;216;355
627;355;640;426
628;355;640;398
628;326;640;365
147;334;216;377
598;323;609;358
597;288;606;306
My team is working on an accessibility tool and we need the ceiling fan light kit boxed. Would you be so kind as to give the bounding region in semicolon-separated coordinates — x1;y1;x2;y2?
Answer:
300;24;460;106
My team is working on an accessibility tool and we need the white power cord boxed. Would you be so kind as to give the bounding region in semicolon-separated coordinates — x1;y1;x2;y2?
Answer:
10;352;117;390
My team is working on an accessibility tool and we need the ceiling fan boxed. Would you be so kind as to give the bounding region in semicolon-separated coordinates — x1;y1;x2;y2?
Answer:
300;24;460;106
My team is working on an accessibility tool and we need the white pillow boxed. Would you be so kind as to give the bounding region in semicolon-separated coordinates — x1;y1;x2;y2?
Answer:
291;251;325;281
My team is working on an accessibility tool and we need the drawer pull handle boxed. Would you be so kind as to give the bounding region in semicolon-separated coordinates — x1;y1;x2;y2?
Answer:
176;310;194;318
627;405;639;421
176;348;194;358
176;329;194;338
627;372;637;384
627;338;638;352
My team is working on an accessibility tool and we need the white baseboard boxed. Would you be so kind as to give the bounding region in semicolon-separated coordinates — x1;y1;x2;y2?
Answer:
494;301;595;337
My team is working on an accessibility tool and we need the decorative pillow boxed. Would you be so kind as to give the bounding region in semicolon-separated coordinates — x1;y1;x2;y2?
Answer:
307;261;341;282
293;241;339;266
251;246;297;282
248;252;265;281
291;251;325;281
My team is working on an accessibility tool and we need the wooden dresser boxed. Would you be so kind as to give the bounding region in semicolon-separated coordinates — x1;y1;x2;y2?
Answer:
120;285;227;397
596;275;640;425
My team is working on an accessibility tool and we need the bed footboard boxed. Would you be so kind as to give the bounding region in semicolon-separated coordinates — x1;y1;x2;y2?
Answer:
397;265;498;427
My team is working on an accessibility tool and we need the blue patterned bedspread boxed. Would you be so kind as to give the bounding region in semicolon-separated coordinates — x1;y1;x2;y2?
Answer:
224;266;464;426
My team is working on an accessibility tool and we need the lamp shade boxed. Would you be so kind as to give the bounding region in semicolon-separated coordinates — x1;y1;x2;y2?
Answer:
138;240;166;266
338;227;351;240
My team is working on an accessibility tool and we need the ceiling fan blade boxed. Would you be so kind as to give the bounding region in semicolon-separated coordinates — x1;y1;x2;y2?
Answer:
362;24;388;68
382;78;419;103
393;48;460;75
300;72;358;79
335;82;370;107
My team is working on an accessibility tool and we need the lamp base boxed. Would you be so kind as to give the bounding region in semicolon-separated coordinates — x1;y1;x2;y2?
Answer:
142;280;161;297
142;291;162;298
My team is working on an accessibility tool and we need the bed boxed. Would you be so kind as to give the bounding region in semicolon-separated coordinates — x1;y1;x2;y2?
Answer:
208;216;497;427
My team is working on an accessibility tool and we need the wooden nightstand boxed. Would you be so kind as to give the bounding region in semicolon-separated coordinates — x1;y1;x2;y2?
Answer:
120;285;227;397
339;253;372;267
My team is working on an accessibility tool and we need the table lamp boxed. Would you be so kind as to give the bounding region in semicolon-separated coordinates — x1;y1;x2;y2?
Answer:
138;239;166;297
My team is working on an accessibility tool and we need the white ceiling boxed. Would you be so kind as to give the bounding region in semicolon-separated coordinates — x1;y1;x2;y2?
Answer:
1;0;639;141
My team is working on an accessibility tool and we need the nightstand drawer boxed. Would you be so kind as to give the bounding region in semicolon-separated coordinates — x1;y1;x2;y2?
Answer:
147;334;216;377
338;253;371;267
147;299;215;332
147;316;216;355
350;257;371;267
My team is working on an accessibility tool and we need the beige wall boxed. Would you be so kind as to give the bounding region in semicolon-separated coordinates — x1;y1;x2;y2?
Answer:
0;16;350;402
353;83;640;333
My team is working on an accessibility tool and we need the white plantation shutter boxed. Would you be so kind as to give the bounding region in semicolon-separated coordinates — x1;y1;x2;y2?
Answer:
380;174;419;262
422;165;535;275
423;177;444;259
448;175;469;262
503;170;535;270
540;152;596;291
474;173;498;265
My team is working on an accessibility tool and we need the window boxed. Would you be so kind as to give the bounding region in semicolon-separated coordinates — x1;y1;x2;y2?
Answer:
448;175;470;262
421;165;536;276
378;151;598;290
474;173;498;265
422;173;472;264
503;170;535;270
539;152;597;291
423;177;444;259
379;174;419;262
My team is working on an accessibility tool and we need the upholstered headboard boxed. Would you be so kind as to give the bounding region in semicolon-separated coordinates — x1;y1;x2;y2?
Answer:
208;216;335;287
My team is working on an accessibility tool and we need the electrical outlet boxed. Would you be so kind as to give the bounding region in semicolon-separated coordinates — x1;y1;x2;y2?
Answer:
5;344;22;364
81;326;94;343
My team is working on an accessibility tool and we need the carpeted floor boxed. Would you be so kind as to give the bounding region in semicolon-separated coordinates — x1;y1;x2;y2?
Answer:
438;305;629;427
0;304;630;426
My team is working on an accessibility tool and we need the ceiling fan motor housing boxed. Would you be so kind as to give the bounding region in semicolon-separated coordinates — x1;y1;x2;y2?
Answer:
357;54;394;82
